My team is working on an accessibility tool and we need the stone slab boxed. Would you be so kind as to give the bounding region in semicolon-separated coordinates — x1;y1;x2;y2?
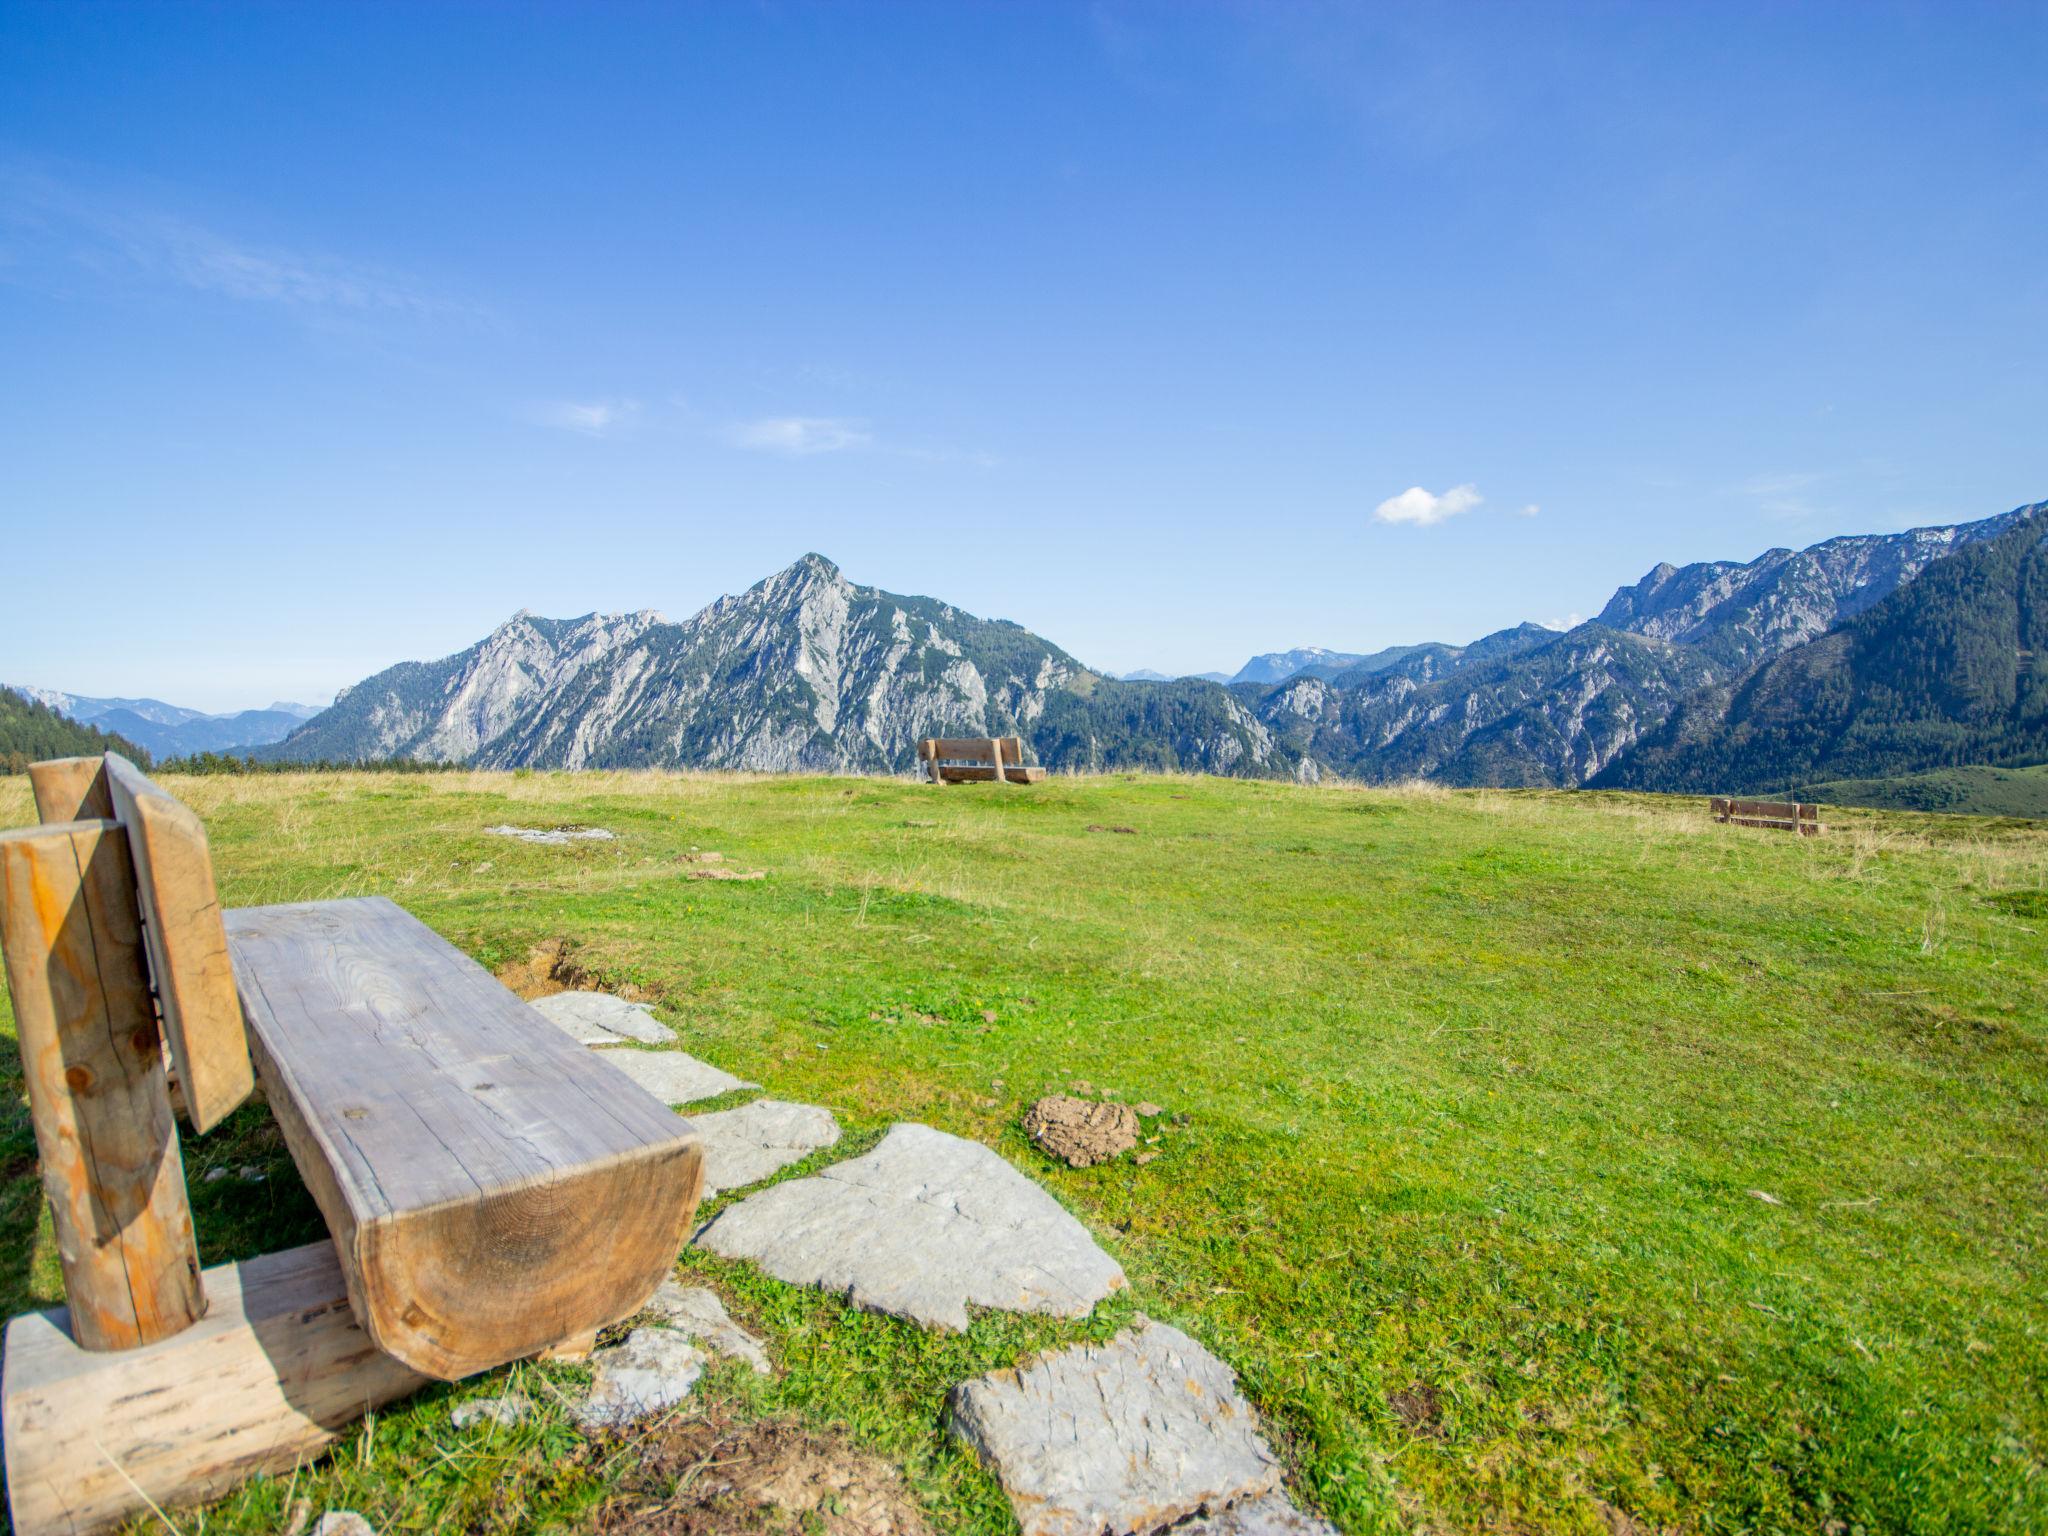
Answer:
531;989;676;1045
604;1048;757;1104
692;1098;841;1196
947;1316;1283;1536
693;1123;1125;1332
1171;1492;1340;1535
642;1279;772;1374
486;825;616;845
575;1326;706;1430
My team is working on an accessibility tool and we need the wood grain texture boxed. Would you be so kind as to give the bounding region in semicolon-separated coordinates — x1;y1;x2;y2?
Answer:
223;897;703;1379
0;821;205;1351
2;1240;427;1536
27;757;112;823
101;755;254;1132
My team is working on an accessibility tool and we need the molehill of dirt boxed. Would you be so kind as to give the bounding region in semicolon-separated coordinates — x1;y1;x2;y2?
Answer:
494;938;653;1003
1023;1094;1139;1168
597;1410;930;1535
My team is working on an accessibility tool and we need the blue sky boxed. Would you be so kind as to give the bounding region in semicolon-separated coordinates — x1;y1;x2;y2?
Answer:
4;2;2044;711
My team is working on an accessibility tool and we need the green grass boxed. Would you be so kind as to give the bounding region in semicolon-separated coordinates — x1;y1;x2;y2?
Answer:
2;769;2045;1535
1793;762;2048;819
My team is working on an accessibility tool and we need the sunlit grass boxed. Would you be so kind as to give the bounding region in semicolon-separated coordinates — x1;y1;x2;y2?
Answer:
0;770;2042;1534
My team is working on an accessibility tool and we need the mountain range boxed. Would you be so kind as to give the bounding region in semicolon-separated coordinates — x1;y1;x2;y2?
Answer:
11;688;324;757
221;499;2048;794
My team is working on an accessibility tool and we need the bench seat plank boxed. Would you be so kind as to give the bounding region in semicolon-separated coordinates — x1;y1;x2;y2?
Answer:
223;897;703;1380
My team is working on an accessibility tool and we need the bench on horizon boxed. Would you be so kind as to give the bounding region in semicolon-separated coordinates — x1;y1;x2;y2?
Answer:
919;735;1047;785
0;753;705;1536
1709;796;1822;836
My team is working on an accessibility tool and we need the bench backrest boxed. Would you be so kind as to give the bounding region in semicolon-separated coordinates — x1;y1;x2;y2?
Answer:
26;755;253;1132
1709;797;1821;835
919;735;1024;764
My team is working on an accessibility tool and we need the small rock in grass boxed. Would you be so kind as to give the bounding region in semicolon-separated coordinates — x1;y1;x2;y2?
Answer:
1134;1101;1164;1118
642;1280;772;1374
310;1515;376;1536
486;824;616;845
576;1328;707;1430
691;1099;841;1197
531;990;675;1045
603;1048;757;1105
947;1315;1283;1536
203;1167;228;1183
1023;1095;1139;1168
451;1395;529;1429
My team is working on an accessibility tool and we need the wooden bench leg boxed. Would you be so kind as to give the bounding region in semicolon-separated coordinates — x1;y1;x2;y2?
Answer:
0;820;204;1352
3;1241;427;1536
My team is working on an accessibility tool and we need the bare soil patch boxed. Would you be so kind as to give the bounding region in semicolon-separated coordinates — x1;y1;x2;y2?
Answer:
494;938;653;1003
597;1410;930;1535
1023;1094;1139;1167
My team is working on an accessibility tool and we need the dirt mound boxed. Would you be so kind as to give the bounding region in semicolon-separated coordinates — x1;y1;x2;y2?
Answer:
495;938;652;1003
599;1410;929;1535
1023;1095;1139;1168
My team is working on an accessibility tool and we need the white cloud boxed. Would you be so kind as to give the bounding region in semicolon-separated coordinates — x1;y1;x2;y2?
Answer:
1373;483;1482;527
532;398;641;437
2;162;460;319
1516;503;1540;518
1540;612;1585;631
728;416;871;456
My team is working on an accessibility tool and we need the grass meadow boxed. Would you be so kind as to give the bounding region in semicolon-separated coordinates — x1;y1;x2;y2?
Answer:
0;769;2042;1535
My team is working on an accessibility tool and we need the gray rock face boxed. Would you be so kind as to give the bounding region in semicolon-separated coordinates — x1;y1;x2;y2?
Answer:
575;1327;707;1430
641;1279;772;1374
948;1316;1284;1536
1170;1492;1340;1535
693;1123;1126;1331
602;1049;756;1104
691;1098;841;1196
531;990;676;1045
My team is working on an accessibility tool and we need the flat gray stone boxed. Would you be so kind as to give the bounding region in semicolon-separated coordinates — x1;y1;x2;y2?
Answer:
310;1517;375;1536
947;1316;1283;1536
691;1099;841;1196
603;1048;755;1104
451;1395;529;1430
487;824;616;845
642;1279;772;1374
531;990;676;1045
575;1326;706;1430
693;1123;1125;1331
1171;1491;1340;1535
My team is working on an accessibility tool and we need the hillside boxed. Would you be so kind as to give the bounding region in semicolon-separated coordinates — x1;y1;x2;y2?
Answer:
264;501;2045;787
1;769;2039;1534
1597;512;2048;793
10;687;319;756
1795;762;2048;818
0;686;151;771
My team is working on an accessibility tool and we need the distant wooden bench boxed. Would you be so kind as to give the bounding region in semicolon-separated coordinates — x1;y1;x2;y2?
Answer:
0;754;704;1535
1710;797;1822;836
918;736;1047;785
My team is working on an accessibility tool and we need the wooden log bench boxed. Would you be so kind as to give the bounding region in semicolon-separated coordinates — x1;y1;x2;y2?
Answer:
0;754;705;1535
917;735;1048;785
1709;796;1822;835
